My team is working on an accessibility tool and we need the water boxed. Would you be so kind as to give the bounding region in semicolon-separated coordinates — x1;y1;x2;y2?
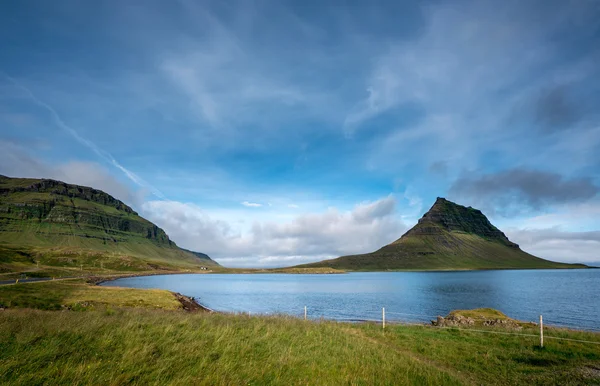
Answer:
103;270;600;331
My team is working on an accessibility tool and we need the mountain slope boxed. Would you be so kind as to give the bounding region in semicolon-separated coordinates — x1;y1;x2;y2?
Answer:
297;197;586;271
0;175;218;275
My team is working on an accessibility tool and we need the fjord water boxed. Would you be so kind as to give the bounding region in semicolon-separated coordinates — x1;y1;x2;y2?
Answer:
104;270;600;331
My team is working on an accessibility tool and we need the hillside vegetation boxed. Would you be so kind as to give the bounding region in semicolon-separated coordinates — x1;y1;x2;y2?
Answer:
299;198;586;271
0;175;218;278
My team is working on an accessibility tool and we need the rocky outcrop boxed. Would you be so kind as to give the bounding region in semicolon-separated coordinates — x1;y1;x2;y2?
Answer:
400;197;518;248
0;177;136;214
431;309;524;330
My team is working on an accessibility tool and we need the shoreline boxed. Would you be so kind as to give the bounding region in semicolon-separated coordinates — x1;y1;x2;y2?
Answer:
94;273;216;313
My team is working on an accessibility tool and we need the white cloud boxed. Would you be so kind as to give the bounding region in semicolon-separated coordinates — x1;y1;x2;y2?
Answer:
506;228;600;264
2;73;166;200
241;201;262;208
288;204;299;209
0;140;141;207
142;195;405;267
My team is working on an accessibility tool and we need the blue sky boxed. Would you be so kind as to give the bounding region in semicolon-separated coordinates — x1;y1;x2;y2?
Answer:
1;0;599;267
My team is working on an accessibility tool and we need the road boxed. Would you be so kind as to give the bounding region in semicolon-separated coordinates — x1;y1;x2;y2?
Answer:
0;277;75;286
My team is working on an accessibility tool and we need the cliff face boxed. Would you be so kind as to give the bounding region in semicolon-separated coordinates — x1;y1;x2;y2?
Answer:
0;175;170;245
0;177;136;214
398;197;518;248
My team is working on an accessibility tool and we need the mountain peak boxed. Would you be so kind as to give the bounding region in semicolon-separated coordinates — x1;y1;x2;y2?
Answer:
401;198;518;247
296;196;584;270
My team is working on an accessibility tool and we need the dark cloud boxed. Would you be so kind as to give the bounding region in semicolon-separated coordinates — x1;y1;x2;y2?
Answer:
535;85;578;131
429;161;448;176
449;168;599;214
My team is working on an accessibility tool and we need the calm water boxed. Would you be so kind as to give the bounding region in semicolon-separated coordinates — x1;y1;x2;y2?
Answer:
103;270;600;331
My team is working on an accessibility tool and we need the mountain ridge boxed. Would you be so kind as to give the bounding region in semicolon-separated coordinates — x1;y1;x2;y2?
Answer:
0;175;218;275
296;197;586;271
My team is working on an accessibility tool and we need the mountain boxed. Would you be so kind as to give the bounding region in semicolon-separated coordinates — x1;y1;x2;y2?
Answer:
0;175;218;275
297;197;586;271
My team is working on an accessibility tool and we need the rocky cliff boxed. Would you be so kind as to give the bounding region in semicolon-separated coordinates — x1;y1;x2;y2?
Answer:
0;175;171;245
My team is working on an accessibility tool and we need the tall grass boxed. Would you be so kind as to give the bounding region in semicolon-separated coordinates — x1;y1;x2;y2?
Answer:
1;308;599;385
0;309;459;385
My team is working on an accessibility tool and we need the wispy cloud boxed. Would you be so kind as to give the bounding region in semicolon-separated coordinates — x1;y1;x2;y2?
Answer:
0;140;141;206
241;201;262;208
2;72;166;200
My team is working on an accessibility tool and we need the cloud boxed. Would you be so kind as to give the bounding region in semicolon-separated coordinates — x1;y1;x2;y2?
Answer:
0;140;141;207
534;85;578;131
506;227;600;264
351;195;396;223
356;0;600;179
241;201;262;208
1;73;166;200
142;195;405;267
156;2;340;137
429;161;448;176
287;204;299;209
449;168;599;214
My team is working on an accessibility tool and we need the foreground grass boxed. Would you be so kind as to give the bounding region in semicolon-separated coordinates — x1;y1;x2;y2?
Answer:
1;309;460;385
1;309;599;385
1;281;599;385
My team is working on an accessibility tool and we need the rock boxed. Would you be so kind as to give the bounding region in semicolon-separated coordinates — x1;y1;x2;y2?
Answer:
433;310;523;330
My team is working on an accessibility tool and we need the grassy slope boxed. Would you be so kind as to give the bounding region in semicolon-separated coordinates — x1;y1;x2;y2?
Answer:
0;310;599;384
0;176;218;277
299;231;585;271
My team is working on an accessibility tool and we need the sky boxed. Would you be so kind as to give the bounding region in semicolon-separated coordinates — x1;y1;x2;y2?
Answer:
1;0;599;267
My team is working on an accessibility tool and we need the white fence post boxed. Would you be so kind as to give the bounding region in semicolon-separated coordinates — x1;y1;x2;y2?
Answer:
304;306;307;320
540;315;544;348
382;307;386;329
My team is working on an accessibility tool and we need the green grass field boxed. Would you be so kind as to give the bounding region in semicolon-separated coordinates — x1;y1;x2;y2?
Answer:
1;280;599;385
1;308;599;385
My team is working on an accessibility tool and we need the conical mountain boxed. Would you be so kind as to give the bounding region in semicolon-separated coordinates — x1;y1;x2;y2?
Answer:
297;197;585;271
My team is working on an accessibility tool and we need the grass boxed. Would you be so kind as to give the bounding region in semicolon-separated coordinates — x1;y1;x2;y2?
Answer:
0;280;182;311
0;281;599;385
1;307;599;385
448;308;510;320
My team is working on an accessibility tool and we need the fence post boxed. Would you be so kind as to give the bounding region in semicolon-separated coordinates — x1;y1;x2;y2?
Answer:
382;307;386;329
304;306;307;321
540;315;544;348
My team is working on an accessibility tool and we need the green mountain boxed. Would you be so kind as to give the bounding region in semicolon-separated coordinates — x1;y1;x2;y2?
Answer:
0;175;218;275
297;197;586;271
